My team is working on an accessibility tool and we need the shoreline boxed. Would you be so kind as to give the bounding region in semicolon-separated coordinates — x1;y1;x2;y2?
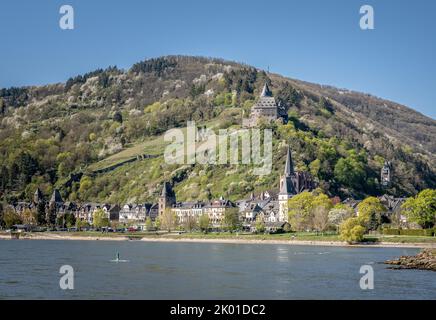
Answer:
1;233;435;248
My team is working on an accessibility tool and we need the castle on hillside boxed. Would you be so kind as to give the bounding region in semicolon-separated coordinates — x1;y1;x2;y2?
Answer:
243;82;283;127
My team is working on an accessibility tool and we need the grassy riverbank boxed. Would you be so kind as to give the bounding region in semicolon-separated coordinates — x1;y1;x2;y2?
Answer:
1;230;436;247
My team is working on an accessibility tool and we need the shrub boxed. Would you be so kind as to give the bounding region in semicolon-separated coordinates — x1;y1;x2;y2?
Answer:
382;228;400;235
383;228;434;236
339;217;365;243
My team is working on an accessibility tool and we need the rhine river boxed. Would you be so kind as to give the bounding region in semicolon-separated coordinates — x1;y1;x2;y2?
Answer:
0;240;434;299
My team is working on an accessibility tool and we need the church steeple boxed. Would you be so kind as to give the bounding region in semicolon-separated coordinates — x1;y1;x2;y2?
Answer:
280;146;296;195
159;182;176;216
284;146;294;177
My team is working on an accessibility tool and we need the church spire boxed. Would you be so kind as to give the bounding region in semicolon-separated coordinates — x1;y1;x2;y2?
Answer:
280;146;296;195
284;146;294;177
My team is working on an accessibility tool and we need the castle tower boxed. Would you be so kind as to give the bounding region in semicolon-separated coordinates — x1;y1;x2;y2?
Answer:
381;161;392;187
50;189;63;205
33;188;44;204
158;182;176;216
249;82;279;122
278;146;296;222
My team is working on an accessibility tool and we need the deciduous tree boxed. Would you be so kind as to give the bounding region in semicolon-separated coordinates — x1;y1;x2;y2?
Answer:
401;189;436;229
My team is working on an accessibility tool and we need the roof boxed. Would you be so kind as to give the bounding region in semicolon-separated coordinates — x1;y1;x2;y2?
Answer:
34;188;44;202
260;82;272;97
252;96;278;110
252;82;278;111
161;182;175;198
173;201;206;209
205;199;236;208
284;146;294;176
50;189;64;204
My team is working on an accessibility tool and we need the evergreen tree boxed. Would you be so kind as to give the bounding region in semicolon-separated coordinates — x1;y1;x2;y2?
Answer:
46;203;57;227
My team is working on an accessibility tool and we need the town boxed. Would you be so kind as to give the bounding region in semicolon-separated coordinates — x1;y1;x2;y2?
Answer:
1;82;433;242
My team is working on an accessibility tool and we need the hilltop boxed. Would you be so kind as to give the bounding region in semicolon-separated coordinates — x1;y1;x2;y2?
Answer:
0;55;435;204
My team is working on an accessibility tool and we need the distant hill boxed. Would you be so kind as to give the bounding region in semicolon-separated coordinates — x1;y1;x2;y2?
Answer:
0;55;434;204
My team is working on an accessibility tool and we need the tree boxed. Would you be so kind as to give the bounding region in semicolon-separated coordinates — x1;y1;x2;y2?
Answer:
155;216;161;230
198;214;210;233
0;165;9;191
288;191;315;231
3;207;22;229
113;111;123;124
145;217;153;231
183;215;197;232
79;176;92;199
46;203;57;227
76;219;84;231
36;201;47;225
357;197;386;231
21;208;36;225
311;194;333;232
401;189;436;229
93;209;109;228
0;202;4;228
161;208;177;232
339;217;365;244
222;207;240;232
255;216;265;234
334;150;367;190
328;204;353;231
65;213;76;229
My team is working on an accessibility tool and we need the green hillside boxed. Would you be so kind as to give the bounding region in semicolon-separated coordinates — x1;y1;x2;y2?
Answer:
0;56;435;204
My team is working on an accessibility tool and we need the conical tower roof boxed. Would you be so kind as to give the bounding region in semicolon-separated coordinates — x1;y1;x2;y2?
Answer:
161;182;175;198
50;189;63;204
260;82;272;97
34;188;44;203
284;146;294;176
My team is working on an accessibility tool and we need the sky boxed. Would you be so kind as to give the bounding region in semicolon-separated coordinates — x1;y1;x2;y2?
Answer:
0;0;435;119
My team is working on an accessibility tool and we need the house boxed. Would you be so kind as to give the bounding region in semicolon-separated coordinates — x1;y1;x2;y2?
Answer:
102;204;121;221
119;203;158;224
203;198;236;227
172;201;205;224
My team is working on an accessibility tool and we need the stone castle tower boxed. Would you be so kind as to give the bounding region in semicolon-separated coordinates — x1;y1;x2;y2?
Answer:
158;182;176;216
381;161;392;187
33;187;44;204
243;82;280;127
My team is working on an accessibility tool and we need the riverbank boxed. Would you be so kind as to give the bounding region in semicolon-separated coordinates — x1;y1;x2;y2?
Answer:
1;231;436;248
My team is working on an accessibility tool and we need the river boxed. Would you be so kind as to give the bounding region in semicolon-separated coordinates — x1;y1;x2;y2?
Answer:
0;240;434;299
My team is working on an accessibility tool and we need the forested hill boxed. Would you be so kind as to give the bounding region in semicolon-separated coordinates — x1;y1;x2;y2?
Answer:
0;55;435;204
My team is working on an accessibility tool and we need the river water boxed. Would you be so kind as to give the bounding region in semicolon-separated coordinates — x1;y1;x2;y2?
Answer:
0;240;434;299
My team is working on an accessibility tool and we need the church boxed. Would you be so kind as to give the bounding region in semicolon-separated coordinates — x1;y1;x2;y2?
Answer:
278;146;315;221
157;145;315;228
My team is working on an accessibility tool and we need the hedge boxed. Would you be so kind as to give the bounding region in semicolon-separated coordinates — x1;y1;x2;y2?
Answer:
383;228;435;236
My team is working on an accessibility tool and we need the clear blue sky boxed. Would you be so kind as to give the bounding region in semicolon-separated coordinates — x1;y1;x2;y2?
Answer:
0;0;435;118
